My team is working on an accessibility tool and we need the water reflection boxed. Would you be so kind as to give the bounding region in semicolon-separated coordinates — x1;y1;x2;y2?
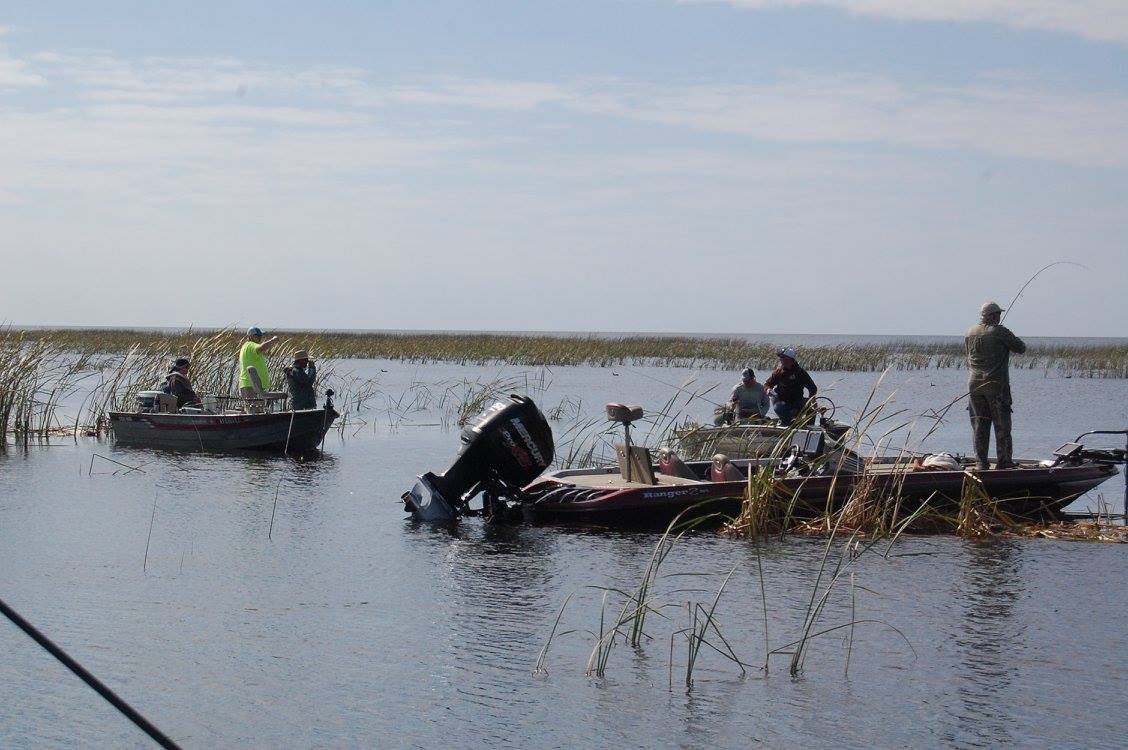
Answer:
943;540;1023;747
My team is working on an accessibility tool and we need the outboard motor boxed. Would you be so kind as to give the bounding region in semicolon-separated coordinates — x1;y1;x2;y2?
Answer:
402;395;554;522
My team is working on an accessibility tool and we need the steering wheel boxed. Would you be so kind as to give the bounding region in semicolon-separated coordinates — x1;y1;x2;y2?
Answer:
812;396;837;420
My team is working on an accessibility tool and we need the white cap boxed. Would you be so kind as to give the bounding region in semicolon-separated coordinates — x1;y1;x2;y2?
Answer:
778;346;798;361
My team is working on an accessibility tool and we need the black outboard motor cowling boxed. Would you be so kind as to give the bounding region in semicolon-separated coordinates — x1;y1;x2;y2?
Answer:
402;395;554;522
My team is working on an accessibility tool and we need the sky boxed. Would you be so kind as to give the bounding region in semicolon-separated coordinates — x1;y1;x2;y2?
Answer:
1;1;1126;336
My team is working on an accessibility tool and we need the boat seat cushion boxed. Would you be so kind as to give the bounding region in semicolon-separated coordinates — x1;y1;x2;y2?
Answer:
710;454;744;482
606;403;644;425
659;450;698;480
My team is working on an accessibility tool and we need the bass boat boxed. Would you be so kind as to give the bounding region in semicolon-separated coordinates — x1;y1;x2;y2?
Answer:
403;397;1123;528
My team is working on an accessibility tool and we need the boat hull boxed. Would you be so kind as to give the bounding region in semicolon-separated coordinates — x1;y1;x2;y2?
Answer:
519;461;1119;527
109;408;338;452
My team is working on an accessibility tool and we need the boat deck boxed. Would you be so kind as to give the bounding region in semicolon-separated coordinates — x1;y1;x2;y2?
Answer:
559;458;1049;490
566;472;704;489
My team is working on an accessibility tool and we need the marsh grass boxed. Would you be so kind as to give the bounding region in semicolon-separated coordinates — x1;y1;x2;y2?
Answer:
540;505;912;685
15;327;1128;377
579;510;750;684
0;328;95;444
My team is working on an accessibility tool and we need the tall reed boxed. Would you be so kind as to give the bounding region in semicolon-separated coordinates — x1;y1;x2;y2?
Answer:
15;327;1127;377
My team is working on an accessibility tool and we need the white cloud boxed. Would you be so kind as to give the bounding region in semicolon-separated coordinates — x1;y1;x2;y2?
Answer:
561;74;1128;168
0;49;47;89
1;45;1126;221
380;79;575;111
688;1;1128;44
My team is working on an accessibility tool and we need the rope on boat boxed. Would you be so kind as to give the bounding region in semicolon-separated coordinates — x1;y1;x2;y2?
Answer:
0;596;183;750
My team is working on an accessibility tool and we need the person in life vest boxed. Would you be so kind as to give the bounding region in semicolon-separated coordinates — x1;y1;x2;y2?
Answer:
239;326;281;406
965;301;1026;470
161;357;200;408
764;347;818;426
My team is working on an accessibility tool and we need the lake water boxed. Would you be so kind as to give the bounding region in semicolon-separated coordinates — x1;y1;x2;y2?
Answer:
1;361;1125;748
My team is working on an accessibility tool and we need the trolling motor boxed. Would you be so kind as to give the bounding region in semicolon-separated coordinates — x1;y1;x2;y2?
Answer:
401;395;555;522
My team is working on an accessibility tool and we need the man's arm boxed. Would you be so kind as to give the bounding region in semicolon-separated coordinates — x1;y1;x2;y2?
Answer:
803;370;818;399
758;386;770;415
999;326;1026;354
256;336;280;354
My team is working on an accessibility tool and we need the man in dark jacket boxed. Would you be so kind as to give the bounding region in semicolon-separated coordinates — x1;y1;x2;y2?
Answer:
162;357;200;408
283;350;317;410
965;301;1026;470
765;347;817;426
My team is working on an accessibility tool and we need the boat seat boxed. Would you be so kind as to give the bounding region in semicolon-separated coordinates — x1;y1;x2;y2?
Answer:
606;403;644;426
616;444;657;485
156;393;179;414
659;449;698;480
710;454;744;482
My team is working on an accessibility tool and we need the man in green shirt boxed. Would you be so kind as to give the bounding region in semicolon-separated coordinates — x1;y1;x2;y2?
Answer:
965;301;1026;470
239;326;280;406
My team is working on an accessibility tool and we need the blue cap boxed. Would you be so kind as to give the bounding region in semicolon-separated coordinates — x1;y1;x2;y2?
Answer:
247;326;263;337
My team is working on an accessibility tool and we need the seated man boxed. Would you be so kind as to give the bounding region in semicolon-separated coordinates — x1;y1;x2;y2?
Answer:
715;368;770;425
161;357;200;409
283;350;318;410
765;347;817;426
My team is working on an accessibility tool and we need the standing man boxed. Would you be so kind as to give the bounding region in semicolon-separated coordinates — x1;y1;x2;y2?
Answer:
965;301;1026;470
765;347;818;426
283;350;318;410
239;326;279;402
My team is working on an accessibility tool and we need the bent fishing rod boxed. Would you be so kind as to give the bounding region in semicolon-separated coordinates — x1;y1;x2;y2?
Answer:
0;596;182;749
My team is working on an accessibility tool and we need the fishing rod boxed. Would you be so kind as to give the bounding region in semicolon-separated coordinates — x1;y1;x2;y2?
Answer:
1001;261;1088;323
0;596;182;750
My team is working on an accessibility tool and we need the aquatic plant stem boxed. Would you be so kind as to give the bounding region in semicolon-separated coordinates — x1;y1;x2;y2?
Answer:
143;492;157;573
268;478;281;540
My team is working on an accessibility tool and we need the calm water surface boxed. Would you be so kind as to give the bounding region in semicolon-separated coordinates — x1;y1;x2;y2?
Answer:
1;362;1125;748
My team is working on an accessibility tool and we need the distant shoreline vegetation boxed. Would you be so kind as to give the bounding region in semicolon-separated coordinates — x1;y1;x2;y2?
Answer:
12;327;1127;377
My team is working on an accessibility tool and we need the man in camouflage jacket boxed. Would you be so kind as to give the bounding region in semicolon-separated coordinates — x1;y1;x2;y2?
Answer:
965;301;1026;470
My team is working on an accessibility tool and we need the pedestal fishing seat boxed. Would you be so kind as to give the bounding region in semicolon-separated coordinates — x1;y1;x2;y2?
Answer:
607;403;656;485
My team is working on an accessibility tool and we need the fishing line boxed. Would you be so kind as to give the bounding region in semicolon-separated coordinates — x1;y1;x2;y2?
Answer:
623;367;725;407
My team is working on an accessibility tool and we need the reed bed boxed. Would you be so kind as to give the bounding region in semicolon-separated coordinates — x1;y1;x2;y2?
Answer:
0;329;95;444
0;327;382;438
14;328;1128;377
